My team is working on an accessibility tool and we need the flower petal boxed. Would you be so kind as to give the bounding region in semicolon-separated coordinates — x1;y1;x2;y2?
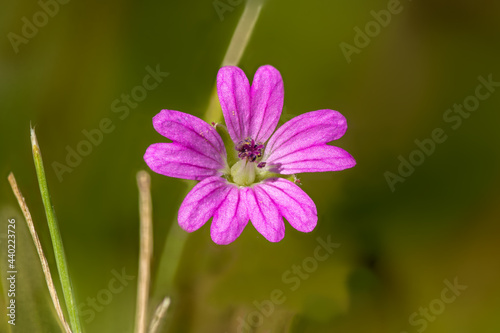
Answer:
249;65;284;143
265;109;347;156
264;109;355;174
210;186;248;245
242;185;284;242
144;143;224;180
258;178;317;232
266;145;356;174
152;110;226;167
178;177;231;232
217;66;251;143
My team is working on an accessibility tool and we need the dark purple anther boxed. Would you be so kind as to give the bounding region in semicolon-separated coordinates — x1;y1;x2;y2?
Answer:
235;137;264;162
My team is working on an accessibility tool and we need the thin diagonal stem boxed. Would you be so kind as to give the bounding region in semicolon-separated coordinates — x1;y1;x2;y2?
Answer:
135;171;153;333
31;128;82;333
149;0;264;326
154;0;266;300
205;0;265;121
220;0;264;67
8;173;72;333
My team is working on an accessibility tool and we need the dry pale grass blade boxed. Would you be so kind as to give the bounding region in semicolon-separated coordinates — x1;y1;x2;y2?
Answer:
7;173;73;333
148;297;171;333
135;171;154;333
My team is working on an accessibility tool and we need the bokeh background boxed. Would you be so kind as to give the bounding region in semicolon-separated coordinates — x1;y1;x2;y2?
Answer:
1;0;500;332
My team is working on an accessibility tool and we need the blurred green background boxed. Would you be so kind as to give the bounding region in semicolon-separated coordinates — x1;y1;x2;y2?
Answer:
1;0;500;332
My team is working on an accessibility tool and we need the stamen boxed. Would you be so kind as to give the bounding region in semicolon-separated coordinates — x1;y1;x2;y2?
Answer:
235;137;264;163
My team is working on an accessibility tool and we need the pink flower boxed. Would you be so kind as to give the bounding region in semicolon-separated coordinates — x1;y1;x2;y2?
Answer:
144;65;355;244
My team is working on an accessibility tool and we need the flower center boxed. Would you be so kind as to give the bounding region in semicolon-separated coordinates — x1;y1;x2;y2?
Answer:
235;138;264;162
227;137;267;186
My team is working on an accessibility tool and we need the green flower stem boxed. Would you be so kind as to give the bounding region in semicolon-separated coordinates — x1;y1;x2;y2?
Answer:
152;0;265;301
31;128;82;333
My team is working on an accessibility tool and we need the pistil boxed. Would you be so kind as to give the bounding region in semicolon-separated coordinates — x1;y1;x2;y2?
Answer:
230;159;256;186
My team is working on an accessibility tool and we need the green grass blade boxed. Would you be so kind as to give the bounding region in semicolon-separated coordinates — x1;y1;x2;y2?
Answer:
31;128;82;333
